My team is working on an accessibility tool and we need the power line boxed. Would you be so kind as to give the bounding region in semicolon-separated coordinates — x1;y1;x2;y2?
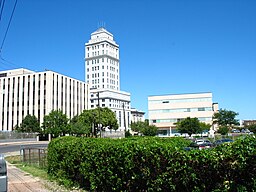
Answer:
0;0;5;23
0;0;17;53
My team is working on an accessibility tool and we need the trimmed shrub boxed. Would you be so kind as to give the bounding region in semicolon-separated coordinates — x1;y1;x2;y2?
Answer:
47;136;256;191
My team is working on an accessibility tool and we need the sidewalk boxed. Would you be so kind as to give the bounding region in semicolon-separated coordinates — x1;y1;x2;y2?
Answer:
2;141;83;192
7;161;50;192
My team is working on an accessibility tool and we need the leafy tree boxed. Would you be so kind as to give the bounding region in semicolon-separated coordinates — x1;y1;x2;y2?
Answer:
75;108;118;137
213;109;239;130
42;110;69;137
130;121;145;132
99;108;118;131
130;120;158;136
217;126;229;135
70;115;91;136
75;110;95;136
15;114;40;133
199;122;211;133
142;125;158;136
176;117;201;137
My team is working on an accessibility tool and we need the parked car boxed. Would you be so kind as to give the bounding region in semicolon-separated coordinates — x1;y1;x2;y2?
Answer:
241;129;250;133
195;139;212;145
231;129;240;133
213;138;233;146
185;140;213;150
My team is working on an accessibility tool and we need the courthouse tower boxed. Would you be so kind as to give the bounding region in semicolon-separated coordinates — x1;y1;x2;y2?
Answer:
85;28;131;130
85;27;120;91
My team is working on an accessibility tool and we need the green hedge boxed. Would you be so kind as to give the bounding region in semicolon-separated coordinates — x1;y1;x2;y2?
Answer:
47;136;256;191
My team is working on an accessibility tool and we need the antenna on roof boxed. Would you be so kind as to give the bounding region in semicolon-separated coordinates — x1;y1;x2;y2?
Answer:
97;21;106;29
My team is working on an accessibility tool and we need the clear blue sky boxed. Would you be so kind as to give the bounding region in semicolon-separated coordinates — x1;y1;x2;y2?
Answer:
1;0;255;120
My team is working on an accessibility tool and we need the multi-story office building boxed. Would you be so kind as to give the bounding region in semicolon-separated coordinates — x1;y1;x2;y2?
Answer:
130;108;145;123
85;27;131;130
243;120;256;127
90;88;130;130
0;68;89;131
148;92;218;136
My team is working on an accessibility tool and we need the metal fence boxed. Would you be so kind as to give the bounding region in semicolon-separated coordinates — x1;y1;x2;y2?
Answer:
20;147;47;168
101;131;125;138
0;132;37;141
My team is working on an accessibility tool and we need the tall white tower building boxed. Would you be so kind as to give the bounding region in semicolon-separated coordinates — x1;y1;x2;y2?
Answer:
85;28;131;130
85;27;120;90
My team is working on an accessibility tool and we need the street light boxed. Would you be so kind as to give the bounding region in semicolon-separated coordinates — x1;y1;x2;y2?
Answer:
97;92;102;138
122;102;126;132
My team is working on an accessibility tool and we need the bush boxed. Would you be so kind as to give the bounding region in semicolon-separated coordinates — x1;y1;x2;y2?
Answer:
47;136;256;191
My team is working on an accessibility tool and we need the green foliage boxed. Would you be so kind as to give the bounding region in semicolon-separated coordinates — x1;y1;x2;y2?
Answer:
142;125;158;136
130;121;144;132
217;125;229;135
47;136;256;191
199;122;211;132
42;110;69;137
130;120;158;136
15;114;40;133
213;109;239;129
176;117;201;137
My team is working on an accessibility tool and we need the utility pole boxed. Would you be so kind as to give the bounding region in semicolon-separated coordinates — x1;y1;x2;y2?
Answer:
98;92;101;137
123;102;126;132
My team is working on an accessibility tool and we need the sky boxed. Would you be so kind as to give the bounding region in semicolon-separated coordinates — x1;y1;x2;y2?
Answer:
0;0;255;120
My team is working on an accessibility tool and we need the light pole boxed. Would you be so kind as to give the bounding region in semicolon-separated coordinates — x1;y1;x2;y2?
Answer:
97;92;102;137
122;102;126;132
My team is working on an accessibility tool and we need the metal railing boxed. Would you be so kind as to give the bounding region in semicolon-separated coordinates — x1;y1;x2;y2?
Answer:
20;147;47;168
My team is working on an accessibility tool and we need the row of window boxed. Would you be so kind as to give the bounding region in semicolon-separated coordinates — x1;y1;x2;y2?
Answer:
149;97;212;104
149;107;213;114
87;57;119;66
90;85;118;90
87;43;117;51
151;117;212;124
91;78;117;85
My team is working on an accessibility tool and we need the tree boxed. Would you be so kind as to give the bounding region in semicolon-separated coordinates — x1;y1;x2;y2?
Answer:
199;122;211;133
70;115;91;136
99;108;118;131
217;126;229;135
75;108;118;137
15;114;40;133
142;125;158;136
176;117;201;137
42;110;69;137
130;120;158;136
213;109;239;130
130;121;145;132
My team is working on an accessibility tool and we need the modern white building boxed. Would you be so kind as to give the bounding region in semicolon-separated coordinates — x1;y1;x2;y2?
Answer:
85;27;131;130
0;68;89;131
148;92;218;136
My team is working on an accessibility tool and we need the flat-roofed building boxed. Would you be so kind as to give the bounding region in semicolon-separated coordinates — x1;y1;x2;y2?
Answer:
243;120;256;127
131;108;145;123
148;92;218;136
0;68;89;131
89;88;130;130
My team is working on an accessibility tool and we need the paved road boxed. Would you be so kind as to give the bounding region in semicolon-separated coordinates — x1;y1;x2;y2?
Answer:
0;143;48;154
